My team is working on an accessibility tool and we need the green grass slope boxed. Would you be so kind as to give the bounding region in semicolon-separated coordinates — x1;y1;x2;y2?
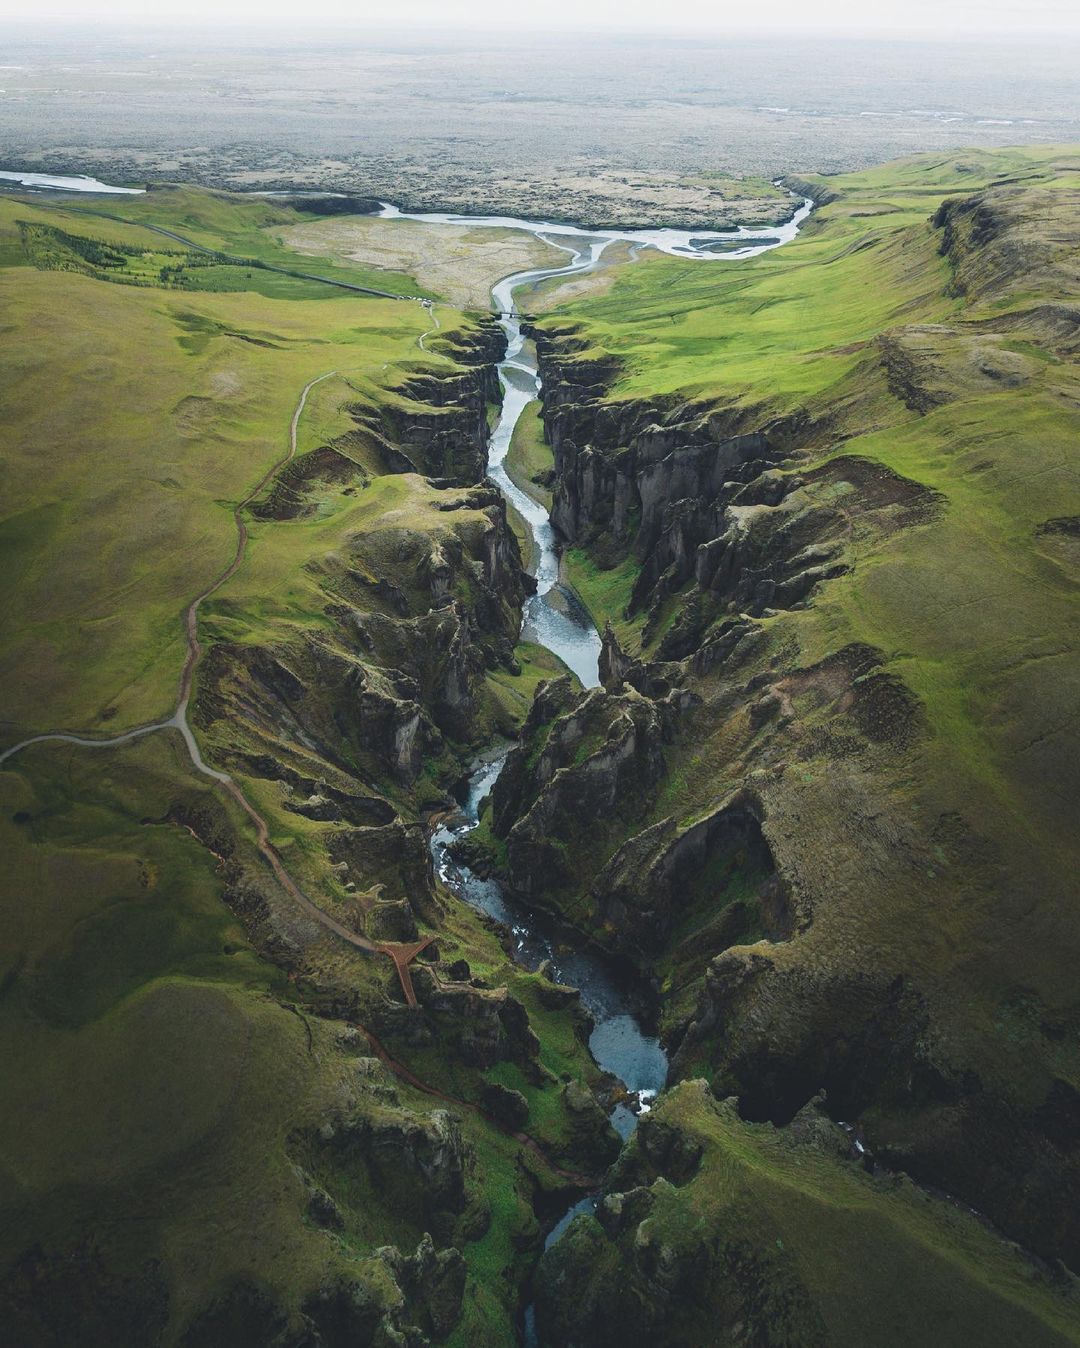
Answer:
5;184;432;297
0;186;605;1346
538;1082;1080;1347
0;196;471;740
505;400;554;511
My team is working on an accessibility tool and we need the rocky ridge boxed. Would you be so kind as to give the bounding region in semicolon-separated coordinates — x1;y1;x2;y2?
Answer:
488;167;1080;1332
133;317;617;1341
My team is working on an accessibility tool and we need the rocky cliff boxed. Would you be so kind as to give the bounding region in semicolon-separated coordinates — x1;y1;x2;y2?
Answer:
352;320;505;481
499;160;1080;1299
534;1083;1080;1347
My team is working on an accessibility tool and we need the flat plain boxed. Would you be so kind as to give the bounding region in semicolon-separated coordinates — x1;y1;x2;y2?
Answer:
3;27;1080;224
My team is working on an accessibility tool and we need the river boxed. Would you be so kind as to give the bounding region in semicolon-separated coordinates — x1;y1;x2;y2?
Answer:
413;194;812;1329
0;169;144;194
378;190;813;261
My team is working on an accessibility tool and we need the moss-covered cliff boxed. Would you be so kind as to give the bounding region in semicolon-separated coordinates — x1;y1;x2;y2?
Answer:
0;191;607;1347
493;146;1080;1333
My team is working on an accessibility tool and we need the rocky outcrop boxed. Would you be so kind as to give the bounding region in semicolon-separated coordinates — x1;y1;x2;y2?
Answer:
661;862;1080;1273
489;675;796;978
179;1259;461;1348
672;950;936;1122
197;635;439;787
479;1082;530;1130
310;1099;468;1239
591;790;793;967
351;320;505;481
349;494;529;740
533;1087;831;1348
377;1234;467;1342
779;174;840;207
532;327;846;628
411;969;542;1073
193;479;529;965
301;1232;466;1346
490;677;680;911
561;1078;623;1169
933;185;1080;309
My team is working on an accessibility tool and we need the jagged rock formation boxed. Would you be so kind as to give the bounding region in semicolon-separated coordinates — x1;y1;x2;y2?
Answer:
191;350;530;960
534;1084;1080;1347
500;161;1080;1295
532;324;940;638
591;789;793;966
490;675;682;910
411;968;542;1072
351;321;505;481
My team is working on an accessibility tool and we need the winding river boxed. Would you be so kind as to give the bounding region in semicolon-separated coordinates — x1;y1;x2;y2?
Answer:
410;194;813;1298
0;169;144;194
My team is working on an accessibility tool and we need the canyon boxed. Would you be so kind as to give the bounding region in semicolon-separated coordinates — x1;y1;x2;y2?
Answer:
1;144;1079;1346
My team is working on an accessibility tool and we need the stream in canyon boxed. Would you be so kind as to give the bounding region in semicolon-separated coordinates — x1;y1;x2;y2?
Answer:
413;194;813;1331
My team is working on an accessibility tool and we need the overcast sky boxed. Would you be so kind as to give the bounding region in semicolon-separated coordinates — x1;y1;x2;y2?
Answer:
3;0;1079;36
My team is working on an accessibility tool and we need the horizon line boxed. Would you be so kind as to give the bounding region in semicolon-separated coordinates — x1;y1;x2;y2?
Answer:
3;18;1080;39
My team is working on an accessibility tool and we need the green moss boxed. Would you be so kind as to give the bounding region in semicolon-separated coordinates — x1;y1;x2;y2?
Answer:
541;1083;1080;1346
449;1125;534;1346
483;642;576;738
562;547;643;650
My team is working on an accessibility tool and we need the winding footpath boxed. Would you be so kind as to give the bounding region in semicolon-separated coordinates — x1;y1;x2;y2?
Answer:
0;369;434;1005
416;299;442;351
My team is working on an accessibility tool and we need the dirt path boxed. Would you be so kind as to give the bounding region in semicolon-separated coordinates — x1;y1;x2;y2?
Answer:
0;370;433;1005
417;300;442;351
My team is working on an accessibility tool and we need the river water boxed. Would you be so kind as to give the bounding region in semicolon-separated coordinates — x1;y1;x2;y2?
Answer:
0;169;144;194
378;191;812;261
415;194;812;1299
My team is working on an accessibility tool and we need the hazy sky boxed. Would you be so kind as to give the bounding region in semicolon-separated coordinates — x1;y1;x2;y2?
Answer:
3;0;1079;35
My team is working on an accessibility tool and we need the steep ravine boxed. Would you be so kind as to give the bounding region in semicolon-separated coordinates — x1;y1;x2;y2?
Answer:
406;198;817;1336
473;169;1080;1341
425;239;669;1297
7;157;1080;1348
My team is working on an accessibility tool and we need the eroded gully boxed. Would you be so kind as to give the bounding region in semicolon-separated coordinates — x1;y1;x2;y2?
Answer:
409;194;814;1289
